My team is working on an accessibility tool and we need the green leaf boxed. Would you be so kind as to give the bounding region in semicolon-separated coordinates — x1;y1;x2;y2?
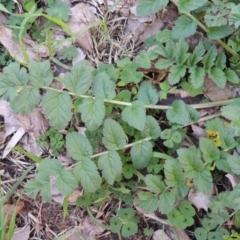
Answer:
225;68;239;84
168;65;186;84
158;191;174;214
194;170;213;194
202;46;218;71
120;63;143;84
221;99;240;122
189;67;205;89
60;45;78;60
64;60;94;94
141;115;161;139
164;159;185;187
136;51;158;68
178;0;208;13
227;155;240;175
138;82;159;105
208;68;226;88
11;87;39;115
188;42;205;66
38;158;63;175
42;90;73;130
0;73;16;101
136;0;168;17
92;72;116;100
46;0;70;21
186;104;200;123
122;100;146;131
98;151;122;185
137;191;158;212
172;15;197;39
102;118;126;150
66;131;93;161
145;174;165;193
156;29;171;43
166;100;189;125
56;169;78;195
122;221;138;237
175;40;190;65
215;52;226;70
199;138;220;163
28;60;53;87
177;147;204;178
207;25;233;40
130;140;152;169
78;98;105;131
155;58;173;69
110;216;122;233
194;228;208;240
73;158;102;193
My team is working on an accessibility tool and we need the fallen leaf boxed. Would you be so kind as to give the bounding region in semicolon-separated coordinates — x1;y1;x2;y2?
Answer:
68;3;97;51
188;188;211;212
153;230;172;240
72;47;86;65
226;174;240;188
191;125;206;138
12;225;30;240
203;77;236;101
68;190;82;205
3;201;24;226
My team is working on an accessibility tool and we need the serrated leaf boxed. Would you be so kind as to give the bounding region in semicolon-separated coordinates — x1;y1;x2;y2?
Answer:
145;174;165;193
225;69;239;84
136;51;158;68
56;169;78;195
46;0;70;21
164;159;185;187
66;131;93;161
156;29;171;43
0;73;16;101
207;25;233;40
208;68;226;88
186;104;200;123
11;87;39;115
73;158;102;192
38;158;63;175
188;42;206;66
168;65;186;84
202;45;218;71
158;191;174;214
155;58;173;69
175;40;190;65
78;98;105;131
166;100;189;125
64;60;94;94
141;115;161;139
178;0;208;13
102;118;126;150
137;191;158;212
189;67;205;89
136;0;168;17
199;138;220;163
130;140;152;169
177;148;204;178
172;15;197;39
193;170;213;194
138;82;159;105
28;60;53;87
98;151;122;185
227;155;240;175
122;100;146;131
221;99;240;122
92;72;116;100
215;52;226;70
42;90;72;130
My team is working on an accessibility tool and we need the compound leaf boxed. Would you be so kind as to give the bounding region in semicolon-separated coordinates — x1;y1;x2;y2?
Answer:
92;72;116;100
208;68;226;88
166;100;189;125
172;15;197;39
141;115;161;139
130;140;152;169
203;45;218;71
64;60;94;94
56;169;78;195
42;90;73;130
158;191;174;214
122;100;146;131
98;151;122;185
66;131;93;161
137;191;158;212
189;67;205;89
138;82;159;105
168;65;186;84
136;0;168;16
11;87;39;115
46;0;70;21
78;98;105;131
38;158;63;175
28;60;53;87
73;158;102;193
102;118;126;150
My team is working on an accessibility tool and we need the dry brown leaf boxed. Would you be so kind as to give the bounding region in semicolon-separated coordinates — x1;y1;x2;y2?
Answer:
153;230;172;240
12;225;30;240
68;190;82;205
3;201;24;226
153;227;190;240
188;188;211;212
226;174;240;188
191;125;206;138
72;47;86;65
68;3;97;51
203;77;236;101
0;27;48;64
